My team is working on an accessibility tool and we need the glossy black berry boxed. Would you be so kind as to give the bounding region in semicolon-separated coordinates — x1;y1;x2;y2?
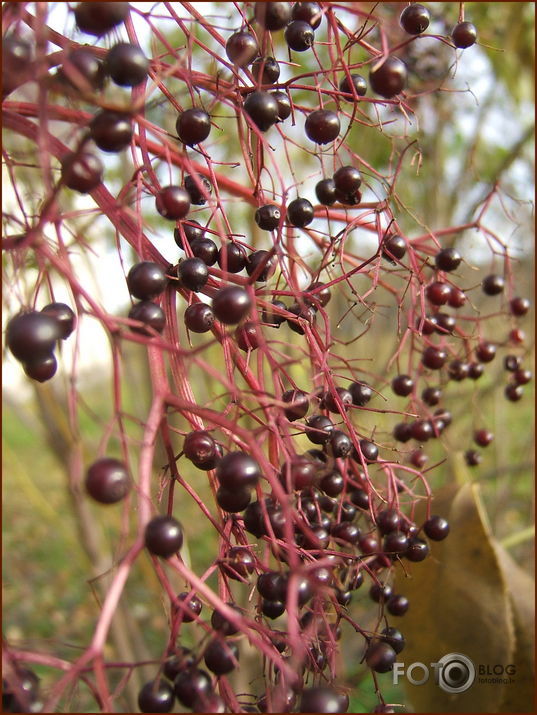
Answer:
422;346;448;370
7;311;60;362
184;174;212;206
221;546;255;580
365;642;397;673
400;4;430;34
332;522;361;544
514;368;532;385
350;488;369;510
23;354;58;383
57;47;106;91
435;247;462;272
448;286;467;308
306;281;331;307
452;21;478;49
163;649;196;681
174;220;204;248
328;431;352;459
129;301;165;335
85;457;130;504
299;686;345;714
347;381;372;407
173;668;212;708
257;571;288;601
357;439;379;462
41;302;76;339
235;321;261;351
252;56;281;84
393;422;412;442
190;237;218;266
287;197;314;227
212;286;251;324
383;531;409;555
423;515;450;541
255;1;291;30
305;109;340;144
262;599;286;619
510;296;530;316
176;108;211;146
184;430;219;469
89;110;132;152
184;302;214;333
74;2;129;36
271;90;292;120
138;679;175;713
476;341;496;363
217;484;251;512
405;537;430;562
504;355;522;372
282;389;309;420
285;21;314;52
334;166;362;199
156;186;190;220
319;470;344;496
411;419;433;442
61;151;103;193
447;359;469;381
321;386;352;413
211;603;242;635
244;90;280;131
218;243;247;273
305;415;334;444
474;429;494;447
246;250;276;281
421;385;441;406
315;178;337;205
369;56;407;98
105;42;148;86
376;509;401;534
216;451;261;490
388;594;410;617
382;235;407;262
226;31;259;67
436;312;456;334
144;515;183;557
465;449;482;467
505;383;524;402
262;299;287;326
255;204;281;230
392;374;413;397
177;257;209;292
175;592;203;622
292;2;322;29
127;262;167;300
380;626;405;654
482;274;505;296
426;280;452;305
339;73;367;98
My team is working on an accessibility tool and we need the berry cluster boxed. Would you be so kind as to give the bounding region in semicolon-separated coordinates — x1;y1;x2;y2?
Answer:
2;2;531;714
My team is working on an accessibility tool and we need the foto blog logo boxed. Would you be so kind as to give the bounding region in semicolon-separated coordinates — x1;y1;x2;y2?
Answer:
393;653;476;693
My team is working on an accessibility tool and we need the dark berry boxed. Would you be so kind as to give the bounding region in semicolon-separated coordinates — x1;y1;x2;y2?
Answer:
305;109;340;144
448;359;469;381
357;439;379;462
422;346;448;370
468;361;484;379
305;281;332;307
287;197;314;227
163;649;196;681
218;243;247;273
376;509;400;534
299;686;343;714
505;383;524;401
262;599;285;619
393;422;412;442
89;110;132;152
176;108;211;146
280;457;319;492
358;534;379;554
383;531;409;554
448;286;467;308
138;680;175;713
184;174;212;206
175;591;203;622
211;602;242;635
177;257;209;292
252;56;281;84
315;178;337;205
474;428;494;447
370;583;393;603
216;485;252;512
244;90;280;131
216;451;261;490
334;166;362;198
184;302;214;333
285;20;315;51
262;299;287;326
221;546;255;581
271;90;292;120
85;457;130;504
482;274;505;296
174;220;204;248
514;368;532;385
365;642;397;673
410;419;433;442
509;328;525;344
328;431;352;459
320;470;344;496
57;47;106;91
504;354;522;372
190;237;218;266
435;312;456;334
41;302;76;339
416;314;437;335
510;296;530;316
400;3;430;34
246;250;276;281
452;21;478;48
235;321;261;351
426;280;452;305
287;302;314;332
128;301;165;335
348;381;373;406
423;515;450;541
282;389;309;420
392;374;413;397
465;449;482;467
422;385;441;406
7;311;60;362
476;341;496;363
380;626;405;654
332;522;361;544
350;488;369;510
405;537;429;562
255;2;291;30
144;515;183;557
127;261;167;300
409;449;428;469
23;354;57;382
173;668;212;708
74;2;129;36
184;430;219;469
321;386;352;413
226;30;259;66
435;247;462;272
369;56;407;98
257;571;288;601
255;204;281;230
105;42;148;87
156;186;190;220
339;73;367;98
305;415;334;444
212;286;251;324
292;2;322;29
387;594;409;616
382;235;407;263
61;151;103;193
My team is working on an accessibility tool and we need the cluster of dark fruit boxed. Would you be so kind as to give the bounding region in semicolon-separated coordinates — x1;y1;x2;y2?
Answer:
6;303;76;383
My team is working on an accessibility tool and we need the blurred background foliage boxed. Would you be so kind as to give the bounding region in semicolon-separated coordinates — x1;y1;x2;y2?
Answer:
2;2;534;712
